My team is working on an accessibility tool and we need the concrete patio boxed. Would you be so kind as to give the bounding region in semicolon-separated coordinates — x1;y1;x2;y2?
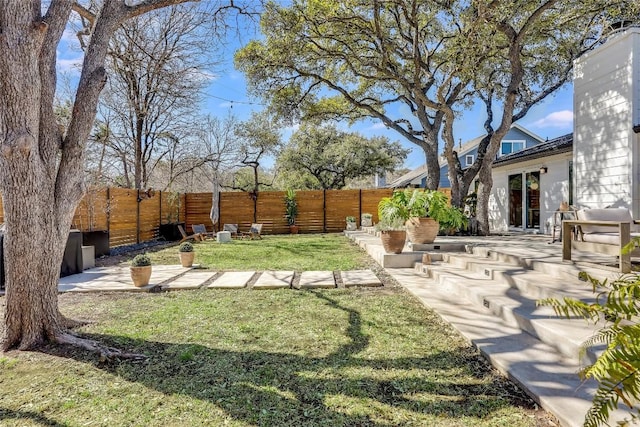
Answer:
345;228;634;427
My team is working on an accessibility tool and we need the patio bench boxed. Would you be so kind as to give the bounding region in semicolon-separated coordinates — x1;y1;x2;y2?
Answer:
562;208;640;273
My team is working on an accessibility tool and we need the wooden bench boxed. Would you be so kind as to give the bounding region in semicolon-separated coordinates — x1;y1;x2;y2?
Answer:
562;208;640;273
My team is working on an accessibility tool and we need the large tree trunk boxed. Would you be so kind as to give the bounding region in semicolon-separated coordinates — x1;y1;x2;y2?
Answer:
0;0;194;353
475;163;494;236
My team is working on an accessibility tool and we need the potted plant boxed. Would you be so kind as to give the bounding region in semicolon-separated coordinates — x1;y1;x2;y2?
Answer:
178;241;195;267
380;189;448;244
345;216;357;231
361;213;373;227
284;188;299;234
375;218;406;254
439;206;469;236
130;253;152;287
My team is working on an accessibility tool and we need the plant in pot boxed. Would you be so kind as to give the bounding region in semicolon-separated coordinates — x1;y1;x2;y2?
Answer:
361;213;373;227
284;188;299;234
130;254;152;287
381;189;449;244
178;241;195;267
375;217;407;254
345;216;357;231
439;206;469;236
377;196;409;254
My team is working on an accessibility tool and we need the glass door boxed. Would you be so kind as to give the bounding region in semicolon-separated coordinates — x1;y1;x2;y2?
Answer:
508;174;523;228
526;172;540;229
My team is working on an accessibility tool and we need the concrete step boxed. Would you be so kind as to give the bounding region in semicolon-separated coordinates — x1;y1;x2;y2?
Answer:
420;258;603;363
441;252;597;302
470;245;618;284
388;267;629;427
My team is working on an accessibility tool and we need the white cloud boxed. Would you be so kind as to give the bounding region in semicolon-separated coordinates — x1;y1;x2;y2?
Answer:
56;56;83;74
368;122;387;130
531;110;573;129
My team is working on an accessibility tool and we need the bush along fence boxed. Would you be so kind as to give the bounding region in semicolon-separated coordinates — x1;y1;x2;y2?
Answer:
0;187;451;251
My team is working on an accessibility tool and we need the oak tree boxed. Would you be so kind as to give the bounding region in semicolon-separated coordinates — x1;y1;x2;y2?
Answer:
235;0;472;190
277;124;408;190
0;0;253;355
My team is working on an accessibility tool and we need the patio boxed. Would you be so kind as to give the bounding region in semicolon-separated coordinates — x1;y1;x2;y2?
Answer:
346;229;632;427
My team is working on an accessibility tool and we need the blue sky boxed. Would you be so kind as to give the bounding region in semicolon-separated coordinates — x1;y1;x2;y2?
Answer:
58;9;575;171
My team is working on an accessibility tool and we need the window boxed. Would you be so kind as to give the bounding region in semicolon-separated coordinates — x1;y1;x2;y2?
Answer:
500;140;525;156
465;154;474;166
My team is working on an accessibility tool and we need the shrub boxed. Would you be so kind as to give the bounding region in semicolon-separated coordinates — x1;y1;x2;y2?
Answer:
131;254;151;267
179;242;194;252
346;216;356;223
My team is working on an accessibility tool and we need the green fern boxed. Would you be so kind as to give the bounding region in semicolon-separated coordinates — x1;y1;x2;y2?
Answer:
538;272;640;427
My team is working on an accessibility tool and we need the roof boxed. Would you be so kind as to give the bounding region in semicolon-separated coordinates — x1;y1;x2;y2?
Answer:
492;133;573;167
386;164;428;188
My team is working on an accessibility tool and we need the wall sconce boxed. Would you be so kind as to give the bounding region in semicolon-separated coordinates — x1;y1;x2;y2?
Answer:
539;166;548;174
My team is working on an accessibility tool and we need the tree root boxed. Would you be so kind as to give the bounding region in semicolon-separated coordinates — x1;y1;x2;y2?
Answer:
55;332;148;361
59;314;90;329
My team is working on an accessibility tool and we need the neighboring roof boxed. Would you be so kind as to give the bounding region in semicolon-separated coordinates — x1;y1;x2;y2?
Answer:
492;133;573;167
510;123;545;144
386;164;427;188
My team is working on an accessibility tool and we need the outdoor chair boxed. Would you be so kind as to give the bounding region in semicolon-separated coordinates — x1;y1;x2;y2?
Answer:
192;224;215;240
178;224;203;243
239;223;263;240
223;224;239;238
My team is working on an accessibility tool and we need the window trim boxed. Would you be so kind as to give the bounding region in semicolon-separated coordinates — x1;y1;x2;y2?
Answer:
465;154;474;166
500;140;526;157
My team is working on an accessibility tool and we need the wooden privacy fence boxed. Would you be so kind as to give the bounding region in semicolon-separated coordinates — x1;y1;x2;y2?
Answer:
0;187;452;248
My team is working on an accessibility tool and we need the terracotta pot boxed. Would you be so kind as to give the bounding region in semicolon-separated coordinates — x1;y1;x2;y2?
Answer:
130;265;152;287
380;230;406;254
179;251;195;268
405;217;439;244
290;225;300;234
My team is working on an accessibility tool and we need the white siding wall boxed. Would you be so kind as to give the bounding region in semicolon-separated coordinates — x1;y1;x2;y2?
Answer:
490;154;571;234
573;29;640;214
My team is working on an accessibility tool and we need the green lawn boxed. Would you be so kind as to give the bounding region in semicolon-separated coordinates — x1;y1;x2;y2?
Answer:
148;233;372;271
0;288;547;427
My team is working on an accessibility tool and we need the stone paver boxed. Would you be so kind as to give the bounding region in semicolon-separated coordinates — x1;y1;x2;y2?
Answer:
296;271;335;289
163;270;217;290
208;271;254;289
252;271;294;289
340;270;382;287
58;265;189;292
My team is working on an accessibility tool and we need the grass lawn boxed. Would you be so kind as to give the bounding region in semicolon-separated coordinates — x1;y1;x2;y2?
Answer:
148;233;372;271
0;287;553;427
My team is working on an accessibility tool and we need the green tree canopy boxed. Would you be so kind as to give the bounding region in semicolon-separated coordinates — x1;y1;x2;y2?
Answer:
235;0;472;190
276;124;408;189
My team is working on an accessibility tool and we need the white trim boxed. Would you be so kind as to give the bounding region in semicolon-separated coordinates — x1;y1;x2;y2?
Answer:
465;154;474;166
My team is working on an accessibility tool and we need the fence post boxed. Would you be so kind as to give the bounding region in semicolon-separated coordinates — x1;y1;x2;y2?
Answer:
106;187;111;236
359;189;362;227
136;189;141;244
159;191;163;225
323;189;327;233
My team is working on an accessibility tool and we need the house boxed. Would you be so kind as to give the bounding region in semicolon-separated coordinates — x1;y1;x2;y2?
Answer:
489;133;573;233
488;25;640;234
387;124;545;189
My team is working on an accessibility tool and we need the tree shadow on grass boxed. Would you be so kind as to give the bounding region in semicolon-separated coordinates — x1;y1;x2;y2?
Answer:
0;408;67;427
43;291;535;426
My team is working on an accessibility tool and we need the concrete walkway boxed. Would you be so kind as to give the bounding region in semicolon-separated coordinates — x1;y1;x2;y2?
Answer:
345;229;633;427
55;266;383;293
